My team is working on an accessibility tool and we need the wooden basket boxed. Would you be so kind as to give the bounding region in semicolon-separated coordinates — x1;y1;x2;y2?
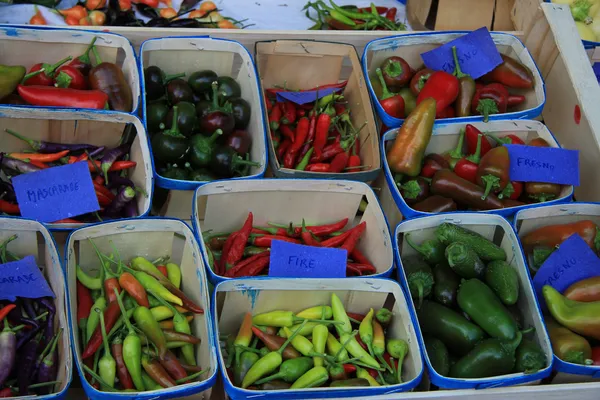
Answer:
213;277;423;399
0;216;72;399
139;36;268;190
362;32;545;127
381;119;573;219
0;26;140;114
0;107;153;230
395;213;553;389
514;203;600;383
255;40;380;182
192;179;394;284
64;218;218;400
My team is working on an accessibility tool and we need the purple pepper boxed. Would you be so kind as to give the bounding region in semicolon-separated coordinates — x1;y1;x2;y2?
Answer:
43;311;55;349
0;321;18;385
0;153;42;174
104;186;135;218
122;198;139;218
4;129;98;154
36;328;62;394
87;146;106;160
101;144;131;183
107;173;135;190
39;298;56;315
18;331;42;395
17;324;42;350
22;299;37;320
0;180;16;203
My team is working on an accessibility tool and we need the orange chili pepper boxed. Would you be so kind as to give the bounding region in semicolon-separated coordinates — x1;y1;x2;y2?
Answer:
27;160;48;169
119;272;149;307
93;181;115;200
59;5;88;19
159;7;177;19
0;304;17;322
30;6;47;25
8;150;69;162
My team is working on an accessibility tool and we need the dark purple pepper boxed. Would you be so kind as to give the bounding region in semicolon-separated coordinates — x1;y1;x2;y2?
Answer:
22;299;37;320
39;298;56;315
122;198;139;218
4;129;97;154
0;153;42;174
225;129;252;155
16;324;42;350
100;144;131;183
0;322;18;385
0;180;16;203
87;146;106;159
36;329;62;393
43;311;55;349
18;332;42;395
107;173;135;190
104;186;135;218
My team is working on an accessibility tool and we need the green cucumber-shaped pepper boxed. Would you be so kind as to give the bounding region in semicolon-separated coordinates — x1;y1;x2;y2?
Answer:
432;263;460;307
457;279;518;340
436;223;506;262
424;336;450;376
402;255;434;308
405;234;446;265
417;300;485;356
445;242;486;279
514;338;547;374
484;260;520;305
450;332;523;378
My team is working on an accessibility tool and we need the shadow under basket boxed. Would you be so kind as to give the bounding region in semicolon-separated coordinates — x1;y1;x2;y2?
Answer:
192;178;394;284
394;213;553;389
64;218;218;400
212;277;424;399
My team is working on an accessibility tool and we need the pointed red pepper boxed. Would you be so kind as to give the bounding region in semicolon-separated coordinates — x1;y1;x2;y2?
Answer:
417;71;459;115
421;154;450;178
54;65;88;90
24;56;72;86
486;133;525;145
498;181;523;200
454;133;483;183
375;68;405;118
465;124;492;156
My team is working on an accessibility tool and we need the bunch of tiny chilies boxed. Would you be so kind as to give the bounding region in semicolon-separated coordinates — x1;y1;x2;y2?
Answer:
75;240;205;392
223;295;408;390
266;82;367;173
204;212;376;278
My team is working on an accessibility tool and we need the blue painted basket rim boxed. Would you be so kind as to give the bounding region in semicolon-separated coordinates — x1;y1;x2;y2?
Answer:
64;216;218;399
211;276;423;398
0;215;72;400
139;36;268;190
361;31;546;127
513;202;600;225
0;24;142;115
393;214;553;389
380;124;574;220
191;178;395;285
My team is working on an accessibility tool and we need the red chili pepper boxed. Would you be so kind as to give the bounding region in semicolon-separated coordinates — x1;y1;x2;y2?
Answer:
486;133;525;146
436;106;455;119
350;248;371;265
465;124;492;156
507;94;526;107
269;102;283;131
329;150;349;173
358;6;387;13
298;116;317;161
334;103;346;116
18;85;108;109
54;65;88;90
281;101;297;125
0;199;20;215
305;163;330;172
93;181;115;200
76;280;93;323
347;154;361;169
340;222;366;253
346;312;366;322
417;71;459;114
0;304;16;323
310;142;343;163
280;124;295;143
225;251;271;278
82;300;122;359
96;190;112;207
385;7;397;21
592;347;600;366
27;159;48;169
251;235;300;247
342;364;357;374
347;262;377;276
454;133;483;183
313;113;331;159
218;232;237;275
112;340;134;390
157;265;168;277
300;219;320;246
283;148;297;169
222;212;253;271
285;218;349;237
266;98;274;113
9;150;69;162
24;56;72;86
277;139;291;162
355;334;368;351
85;160;136;173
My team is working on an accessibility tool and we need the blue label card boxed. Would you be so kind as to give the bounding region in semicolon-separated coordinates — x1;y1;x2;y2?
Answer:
505;144;579;186
533;234;600;309
12;161;100;223
0;255;55;301
593;63;600;83
276;87;343;105
420;27;503;79
268;240;347;278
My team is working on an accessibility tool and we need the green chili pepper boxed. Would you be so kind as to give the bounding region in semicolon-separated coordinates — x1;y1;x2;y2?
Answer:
295;148;314;171
87;297;107;344
375;308;392;328
77;265;103;290
148;290;193;365
133;305;168;359
356;367;380;386
125;266;183;306
331;293;352;335
283;327;329;360
165;263;181;289
141;371;162;390
359;308;375;356
312;325;328;367
150;306;177;322
326;333;349;362
97;308;116;388
297;306;333;320
234;351;259;386
329;0;375;20
279;322;320;338
234;312;254;370
290;366;329;389
114;288;145;391
241;320;308;388
387;339;409;383
252;310;339;328
255;357;314;385
405;234;446;265
340;331;381;370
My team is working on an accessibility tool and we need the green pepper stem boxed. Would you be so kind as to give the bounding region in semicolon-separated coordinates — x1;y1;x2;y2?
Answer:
480;174;500;200
114;288;136;335
92;46;103;66
375;68;395;100
20;68;45;84
466;134;482;164
4;129;38;150
452;46;468;79
278;320;308;356
164;72;186;83
448;129;465;160
486;133;511;146
82;365;118;392
27;380;61;390
175;369;206;384
77;37;97;65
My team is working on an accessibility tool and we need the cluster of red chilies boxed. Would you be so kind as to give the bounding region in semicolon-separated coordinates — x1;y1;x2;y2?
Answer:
203;213;376;278
265;81;367;173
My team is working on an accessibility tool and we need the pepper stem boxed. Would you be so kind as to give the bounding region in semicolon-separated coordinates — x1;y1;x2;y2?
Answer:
163;106;185;138
114;288;136;335
448;129;465;160
20;68;45;84
399;180;421;199
92;46;103;66
4;129;39;151
452;46;468;79
208;129;223;143
375;68;395;100
480;174;500;200
44;56;73;76
277;320;308;356
466;134;482;164
175;369;206;384
77;37;97;65
498;182;514;200
476;99;499;123
485;133;511;146
383;59;403;79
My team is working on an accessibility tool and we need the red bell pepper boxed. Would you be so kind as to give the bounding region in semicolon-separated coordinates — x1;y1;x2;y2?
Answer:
375;68;405;118
465;124;492;156
471;83;509;122
417;71;459;115
54;65;88;90
454;133;483;183
17;85;108;109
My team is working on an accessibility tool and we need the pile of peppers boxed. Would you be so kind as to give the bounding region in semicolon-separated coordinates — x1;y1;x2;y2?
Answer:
304;1;406;31
266;82;367;173
76;241;206;392
373;45;533;121
144;65;259;180
0;235;62;398
519;222;600;366
403;223;547;378
221;295;409;390
0;126;140;223
0;37;133;112
204;212;376;278
387;100;565;211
